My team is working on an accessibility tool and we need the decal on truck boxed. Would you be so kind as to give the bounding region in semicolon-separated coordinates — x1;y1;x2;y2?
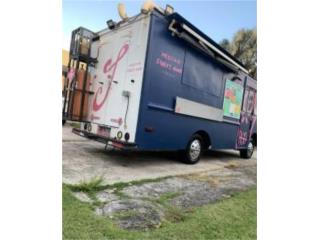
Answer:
223;79;244;119
110;117;123;126
92;43;130;112
236;89;257;148
127;62;143;73
155;51;183;77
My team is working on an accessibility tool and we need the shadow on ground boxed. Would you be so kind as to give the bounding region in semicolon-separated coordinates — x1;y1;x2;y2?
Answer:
87;147;241;166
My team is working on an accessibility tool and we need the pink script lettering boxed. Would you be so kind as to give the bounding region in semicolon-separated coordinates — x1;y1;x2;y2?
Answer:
92;43;129;112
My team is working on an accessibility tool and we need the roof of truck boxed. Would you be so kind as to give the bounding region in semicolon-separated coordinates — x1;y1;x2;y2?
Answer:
166;12;247;70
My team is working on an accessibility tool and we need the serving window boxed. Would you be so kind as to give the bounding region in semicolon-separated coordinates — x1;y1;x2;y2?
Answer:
182;50;224;97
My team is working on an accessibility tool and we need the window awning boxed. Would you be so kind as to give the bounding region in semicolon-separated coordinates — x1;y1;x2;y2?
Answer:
166;13;249;74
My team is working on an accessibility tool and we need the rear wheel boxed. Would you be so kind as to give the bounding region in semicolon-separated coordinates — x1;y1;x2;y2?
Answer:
240;139;254;159
181;134;203;164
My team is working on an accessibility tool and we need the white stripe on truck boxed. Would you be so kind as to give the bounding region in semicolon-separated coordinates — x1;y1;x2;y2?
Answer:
175;97;223;122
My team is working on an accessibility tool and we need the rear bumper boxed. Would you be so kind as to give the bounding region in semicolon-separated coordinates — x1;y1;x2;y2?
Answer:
72;128;137;149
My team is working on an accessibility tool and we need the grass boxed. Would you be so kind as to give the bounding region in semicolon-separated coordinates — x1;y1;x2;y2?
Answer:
69;122;81;128
224;161;240;169
69;176;104;192
153;192;186;223
156;192;181;205
183;173;221;188
67;176;172;196
63;184;256;240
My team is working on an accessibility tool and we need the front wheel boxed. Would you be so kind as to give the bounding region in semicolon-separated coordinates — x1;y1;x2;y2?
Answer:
240;140;255;159
181;134;203;164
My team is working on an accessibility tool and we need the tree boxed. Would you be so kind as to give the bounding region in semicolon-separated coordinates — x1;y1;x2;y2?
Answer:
219;39;231;52
220;28;257;79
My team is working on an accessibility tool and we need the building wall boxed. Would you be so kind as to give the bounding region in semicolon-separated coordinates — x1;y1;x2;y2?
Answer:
62;49;69;67
62;49;69;90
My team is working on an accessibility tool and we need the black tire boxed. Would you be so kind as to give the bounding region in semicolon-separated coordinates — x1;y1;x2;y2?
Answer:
240;139;255;159
181;134;203;164
253;134;257;147
62;119;66;125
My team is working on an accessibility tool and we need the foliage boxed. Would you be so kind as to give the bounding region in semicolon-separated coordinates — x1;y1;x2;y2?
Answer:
68;176;104;192
220;28;257;79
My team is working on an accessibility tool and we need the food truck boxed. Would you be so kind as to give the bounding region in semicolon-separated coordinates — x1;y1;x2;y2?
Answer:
62;1;257;164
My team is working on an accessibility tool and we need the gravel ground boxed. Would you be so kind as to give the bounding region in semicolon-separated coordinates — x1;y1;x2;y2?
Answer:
95;199;165;230
63;124;257;185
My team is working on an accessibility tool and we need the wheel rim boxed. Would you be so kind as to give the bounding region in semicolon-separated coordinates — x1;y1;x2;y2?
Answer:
247;141;254;156
189;139;201;161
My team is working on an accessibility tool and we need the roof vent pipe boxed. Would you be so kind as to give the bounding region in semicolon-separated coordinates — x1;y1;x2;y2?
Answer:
118;3;128;20
141;0;155;13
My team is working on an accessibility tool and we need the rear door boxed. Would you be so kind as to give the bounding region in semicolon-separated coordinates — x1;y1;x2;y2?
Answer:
88;30;131;127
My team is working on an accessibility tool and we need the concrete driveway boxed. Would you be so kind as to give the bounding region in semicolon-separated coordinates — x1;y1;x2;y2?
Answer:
63;124;257;185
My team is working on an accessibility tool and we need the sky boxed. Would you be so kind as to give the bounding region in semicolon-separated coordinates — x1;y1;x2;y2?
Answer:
62;0;256;50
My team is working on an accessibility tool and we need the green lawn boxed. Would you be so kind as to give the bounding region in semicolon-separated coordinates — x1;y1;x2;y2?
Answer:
63;185;256;240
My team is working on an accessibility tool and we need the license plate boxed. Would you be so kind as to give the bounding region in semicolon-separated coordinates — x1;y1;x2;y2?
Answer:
97;126;110;137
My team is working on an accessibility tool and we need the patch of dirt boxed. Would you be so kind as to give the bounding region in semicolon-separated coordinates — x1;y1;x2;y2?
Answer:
169;188;224;208
95;199;164;230
121;166;256;209
224;160;240;169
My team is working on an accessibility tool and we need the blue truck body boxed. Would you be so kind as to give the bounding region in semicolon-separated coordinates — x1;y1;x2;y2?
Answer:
135;11;257;151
